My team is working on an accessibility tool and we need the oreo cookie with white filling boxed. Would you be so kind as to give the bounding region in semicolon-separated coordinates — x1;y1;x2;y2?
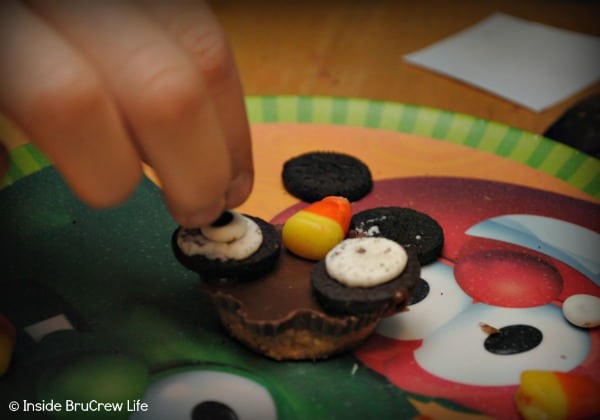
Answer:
311;237;421;315
282;151;372;202
172;213;281;281
350;207;444;264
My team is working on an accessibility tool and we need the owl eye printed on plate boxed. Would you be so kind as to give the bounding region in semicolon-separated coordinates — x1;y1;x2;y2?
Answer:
375;255;591;387
398;272;599;418
465;215;600;287
414;303;590;386
132;369;278;420
376;262;471;341
356;196;600;420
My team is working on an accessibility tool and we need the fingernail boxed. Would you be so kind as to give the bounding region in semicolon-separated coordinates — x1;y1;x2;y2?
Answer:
180;200;226;228
226;172;254;209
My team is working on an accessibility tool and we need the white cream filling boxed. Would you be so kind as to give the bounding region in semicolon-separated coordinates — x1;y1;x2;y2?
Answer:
177;215;263;261
353;215;385;236
325;237;407;287
201;211;248;243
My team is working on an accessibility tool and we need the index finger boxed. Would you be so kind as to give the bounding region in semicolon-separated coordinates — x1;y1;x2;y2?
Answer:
142;0;254;210
29;0;234;226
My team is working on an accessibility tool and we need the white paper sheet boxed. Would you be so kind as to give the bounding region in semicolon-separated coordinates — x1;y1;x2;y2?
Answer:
404;13;600;112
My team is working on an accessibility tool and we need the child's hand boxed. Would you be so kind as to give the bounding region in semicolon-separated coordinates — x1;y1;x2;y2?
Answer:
0;0;253;228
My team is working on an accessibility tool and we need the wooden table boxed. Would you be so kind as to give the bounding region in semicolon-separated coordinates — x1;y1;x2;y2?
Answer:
210;0;600;135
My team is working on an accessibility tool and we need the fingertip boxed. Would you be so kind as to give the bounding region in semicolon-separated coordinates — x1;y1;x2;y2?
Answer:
66;161;143;209
169;197;226;228
225;171;254;209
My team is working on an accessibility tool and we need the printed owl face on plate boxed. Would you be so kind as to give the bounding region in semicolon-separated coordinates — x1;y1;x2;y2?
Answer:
347;177;600;419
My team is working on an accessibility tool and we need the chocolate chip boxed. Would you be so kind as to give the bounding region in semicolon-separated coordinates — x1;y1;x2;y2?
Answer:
211;211;234;227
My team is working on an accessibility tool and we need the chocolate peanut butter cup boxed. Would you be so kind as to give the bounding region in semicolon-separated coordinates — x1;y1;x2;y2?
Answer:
201;247;387;360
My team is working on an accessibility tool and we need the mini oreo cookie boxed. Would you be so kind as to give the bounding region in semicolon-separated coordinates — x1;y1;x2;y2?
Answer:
350;207;444;264
311;248;421;316
172;216;281;281
282;151;372;202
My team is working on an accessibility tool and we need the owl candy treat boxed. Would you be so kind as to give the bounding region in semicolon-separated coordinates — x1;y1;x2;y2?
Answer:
172;150;442;361
172;201;428;361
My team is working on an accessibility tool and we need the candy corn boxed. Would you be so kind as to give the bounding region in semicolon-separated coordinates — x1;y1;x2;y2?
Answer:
515;370;600;420
0;314;16;376
282;196;352;260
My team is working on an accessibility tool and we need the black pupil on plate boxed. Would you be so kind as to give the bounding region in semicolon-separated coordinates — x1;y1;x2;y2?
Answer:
191;401;238;420
484;324;543;355
211;211;234;227
407;278;430;305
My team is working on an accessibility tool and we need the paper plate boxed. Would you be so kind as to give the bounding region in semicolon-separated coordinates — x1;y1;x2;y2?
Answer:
1;96;598;420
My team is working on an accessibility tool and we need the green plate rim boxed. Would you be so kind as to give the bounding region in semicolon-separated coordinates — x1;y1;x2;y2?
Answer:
2;95;599;199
